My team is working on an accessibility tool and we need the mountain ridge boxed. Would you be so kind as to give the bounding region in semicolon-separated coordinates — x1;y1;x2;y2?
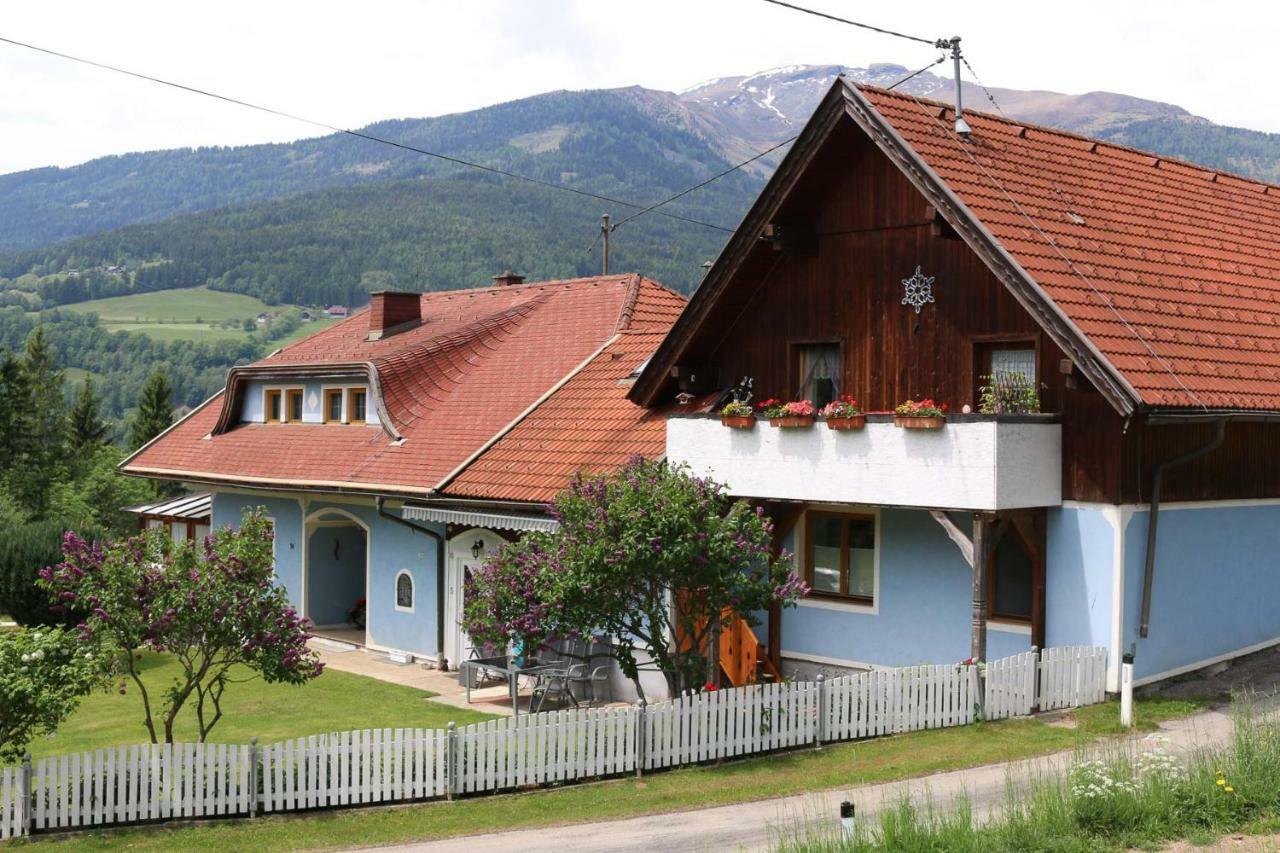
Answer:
2;62;1278;304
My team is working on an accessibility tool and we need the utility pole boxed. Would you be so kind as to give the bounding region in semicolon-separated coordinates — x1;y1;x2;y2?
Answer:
949;36;972;138
601;213;611;275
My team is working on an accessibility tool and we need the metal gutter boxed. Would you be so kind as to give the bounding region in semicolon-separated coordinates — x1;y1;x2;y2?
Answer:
1138;417;1227;638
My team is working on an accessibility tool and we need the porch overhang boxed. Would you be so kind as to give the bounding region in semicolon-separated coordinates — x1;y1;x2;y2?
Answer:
401;504;558;533
667;414;1061;511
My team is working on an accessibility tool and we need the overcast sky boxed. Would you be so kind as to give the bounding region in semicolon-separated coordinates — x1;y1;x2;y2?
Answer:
1;0;1276;175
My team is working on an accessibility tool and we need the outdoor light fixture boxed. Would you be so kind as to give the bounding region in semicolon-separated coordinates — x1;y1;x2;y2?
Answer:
472;539;485;559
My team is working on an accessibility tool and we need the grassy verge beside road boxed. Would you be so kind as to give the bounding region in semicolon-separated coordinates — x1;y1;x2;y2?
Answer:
24;698;1201;852
774;699;1277;852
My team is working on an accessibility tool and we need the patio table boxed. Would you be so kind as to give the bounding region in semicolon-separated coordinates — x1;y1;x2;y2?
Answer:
461;655;556;715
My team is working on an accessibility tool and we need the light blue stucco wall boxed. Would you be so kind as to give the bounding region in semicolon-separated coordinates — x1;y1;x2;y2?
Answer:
1044;506;1114;650
212;493;305;603
781;508;1032;668
210;491;443;658
306;525;367;627
240;379;379;425
1122;503;1280;682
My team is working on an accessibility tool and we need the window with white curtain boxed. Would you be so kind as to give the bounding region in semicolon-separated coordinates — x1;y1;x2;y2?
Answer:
796;344;840;408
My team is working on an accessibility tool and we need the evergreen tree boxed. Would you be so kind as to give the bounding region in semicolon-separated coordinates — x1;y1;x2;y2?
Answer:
0;353;33;496
68;376;109;451
129;366;174;451
20;327;68;518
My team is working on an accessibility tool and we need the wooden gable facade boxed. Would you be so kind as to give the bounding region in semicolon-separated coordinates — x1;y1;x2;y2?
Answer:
635;88;1280;506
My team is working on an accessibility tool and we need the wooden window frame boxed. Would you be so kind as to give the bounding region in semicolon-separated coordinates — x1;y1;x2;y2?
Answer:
790;339;843;404
264;389;283;424
971;335;1039;405
804;510;877;606
347;387;368;424
985;514;1046;649
285;388;305;423
323;388;346;424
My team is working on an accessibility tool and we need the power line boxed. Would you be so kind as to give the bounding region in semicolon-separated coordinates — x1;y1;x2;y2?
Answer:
760;0;946;47
612;51;950;236
610;135;798;232
960;55;1005;116
905;95;1206;411
0;34;733;234
885;55;948;91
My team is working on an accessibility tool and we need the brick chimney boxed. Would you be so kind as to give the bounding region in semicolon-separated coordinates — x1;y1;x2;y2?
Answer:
367;291;422;340
492;270;525;287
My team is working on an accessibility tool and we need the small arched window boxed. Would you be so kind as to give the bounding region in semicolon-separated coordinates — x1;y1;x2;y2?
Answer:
395;571;414;612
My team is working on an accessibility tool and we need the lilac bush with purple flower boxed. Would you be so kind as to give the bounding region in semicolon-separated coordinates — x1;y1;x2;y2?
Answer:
463;457;807;700
38;509;323;744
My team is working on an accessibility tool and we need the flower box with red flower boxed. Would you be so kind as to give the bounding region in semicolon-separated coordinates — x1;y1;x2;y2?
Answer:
893;399;948;429
819;396;865;430
759;398;816;428
718;400;756;429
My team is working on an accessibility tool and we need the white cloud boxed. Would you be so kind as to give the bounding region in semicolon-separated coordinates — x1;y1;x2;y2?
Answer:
0;0;1276;174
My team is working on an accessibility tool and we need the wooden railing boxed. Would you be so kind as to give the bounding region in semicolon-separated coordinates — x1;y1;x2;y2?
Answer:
719;611;780;687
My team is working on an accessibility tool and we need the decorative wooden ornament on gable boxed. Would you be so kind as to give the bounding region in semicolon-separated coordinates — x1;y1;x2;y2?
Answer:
901;266;935;314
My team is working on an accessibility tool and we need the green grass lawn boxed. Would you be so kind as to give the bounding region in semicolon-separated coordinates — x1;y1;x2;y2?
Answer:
25;697;1203;852
99;322;253;343
27;654;495;759
53;286;341;346
59;287;274;323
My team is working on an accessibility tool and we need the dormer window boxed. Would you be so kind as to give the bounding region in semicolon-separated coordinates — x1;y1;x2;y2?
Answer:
265;389;283;423
324;389;345;424
286;389;304;423
258;383;370;425
349;388;368;423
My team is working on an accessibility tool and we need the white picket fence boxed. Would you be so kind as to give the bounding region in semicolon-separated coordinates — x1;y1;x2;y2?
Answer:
0;645;1106;837
260;728;448;811
1;766;23;840
985;650;1040;720
824;663;980;739
1039;645;1108;710
26;743;253;832
646;680;816;769
458;704;637;791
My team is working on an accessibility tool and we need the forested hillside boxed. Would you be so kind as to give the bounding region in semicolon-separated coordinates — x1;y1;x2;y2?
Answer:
0;86;758;255
0;173;740;306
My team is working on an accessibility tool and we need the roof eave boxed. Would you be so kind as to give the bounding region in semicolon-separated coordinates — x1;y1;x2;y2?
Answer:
117;465;435;498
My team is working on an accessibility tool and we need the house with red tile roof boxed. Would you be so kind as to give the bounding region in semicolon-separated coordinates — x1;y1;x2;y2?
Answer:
632;78;1280;692
121;273;685;670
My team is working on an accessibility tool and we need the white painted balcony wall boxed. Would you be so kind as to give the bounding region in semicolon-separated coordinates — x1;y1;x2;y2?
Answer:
666;415;1062;510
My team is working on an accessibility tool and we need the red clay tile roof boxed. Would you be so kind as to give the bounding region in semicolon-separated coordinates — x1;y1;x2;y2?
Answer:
122;275;685;496
858;85;1280;411
444;331;669;503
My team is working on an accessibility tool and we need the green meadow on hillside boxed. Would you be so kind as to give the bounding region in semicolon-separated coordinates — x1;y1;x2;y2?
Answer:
59;286;272;323
54;285;337;344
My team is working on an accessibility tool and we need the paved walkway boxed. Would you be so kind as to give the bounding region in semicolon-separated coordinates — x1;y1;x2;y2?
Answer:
367;706;1239;853
312;642;527;717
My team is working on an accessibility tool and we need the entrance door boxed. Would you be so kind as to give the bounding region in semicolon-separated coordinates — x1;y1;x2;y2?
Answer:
444;529;497;669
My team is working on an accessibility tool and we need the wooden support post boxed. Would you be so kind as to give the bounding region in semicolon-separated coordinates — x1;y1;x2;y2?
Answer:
970;513;992;664
767;601;782;672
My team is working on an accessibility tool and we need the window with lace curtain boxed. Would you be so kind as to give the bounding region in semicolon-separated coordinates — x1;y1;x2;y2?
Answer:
795;343;840;409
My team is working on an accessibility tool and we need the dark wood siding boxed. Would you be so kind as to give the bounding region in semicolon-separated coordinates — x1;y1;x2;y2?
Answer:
1120;421;1280;503
668;120;1279;504
699;123;1067;415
